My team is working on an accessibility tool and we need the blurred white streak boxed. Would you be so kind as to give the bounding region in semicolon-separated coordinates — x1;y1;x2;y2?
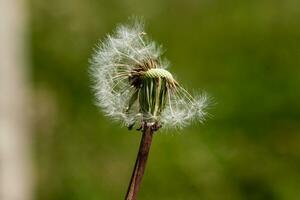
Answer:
0;0;33;199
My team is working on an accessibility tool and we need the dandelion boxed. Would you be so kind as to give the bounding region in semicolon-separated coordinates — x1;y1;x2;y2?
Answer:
90;20;209;200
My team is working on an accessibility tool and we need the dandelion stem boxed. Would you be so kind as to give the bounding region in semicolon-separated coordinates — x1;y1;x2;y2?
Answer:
125;124;154;200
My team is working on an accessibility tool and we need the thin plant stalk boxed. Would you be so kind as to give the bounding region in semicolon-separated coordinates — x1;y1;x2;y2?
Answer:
125;124;154;200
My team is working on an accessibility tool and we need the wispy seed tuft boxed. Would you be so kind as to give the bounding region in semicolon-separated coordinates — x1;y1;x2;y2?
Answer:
90;20;208;130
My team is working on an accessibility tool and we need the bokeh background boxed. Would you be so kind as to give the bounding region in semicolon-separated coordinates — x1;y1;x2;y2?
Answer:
1;0;300;199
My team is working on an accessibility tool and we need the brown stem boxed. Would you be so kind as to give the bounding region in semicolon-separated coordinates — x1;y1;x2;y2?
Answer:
125;124;154;200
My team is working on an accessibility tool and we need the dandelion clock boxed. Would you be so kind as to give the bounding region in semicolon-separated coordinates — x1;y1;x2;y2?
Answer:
90;20;209;200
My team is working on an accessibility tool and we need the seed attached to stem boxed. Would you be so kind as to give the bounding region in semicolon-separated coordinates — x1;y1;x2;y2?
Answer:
90;19;209;200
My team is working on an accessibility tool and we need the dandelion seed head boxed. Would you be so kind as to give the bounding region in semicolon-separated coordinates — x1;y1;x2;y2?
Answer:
90;20;208;130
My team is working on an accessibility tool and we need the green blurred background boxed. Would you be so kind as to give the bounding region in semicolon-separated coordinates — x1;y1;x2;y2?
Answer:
30;0;300;199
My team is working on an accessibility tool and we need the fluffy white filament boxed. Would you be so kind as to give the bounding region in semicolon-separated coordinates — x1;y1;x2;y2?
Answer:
90;20;208;129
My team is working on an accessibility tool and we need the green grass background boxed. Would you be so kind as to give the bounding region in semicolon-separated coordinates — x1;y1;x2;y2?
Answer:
31;0;300;199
